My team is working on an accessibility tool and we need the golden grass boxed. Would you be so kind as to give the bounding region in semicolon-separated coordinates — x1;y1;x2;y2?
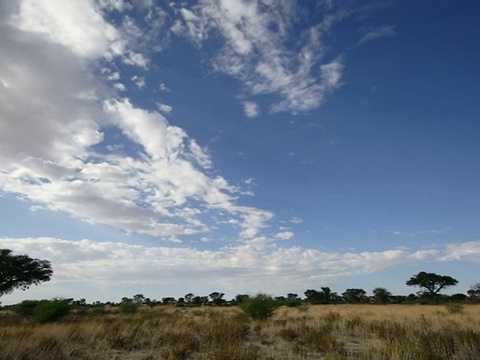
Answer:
1;304;480;359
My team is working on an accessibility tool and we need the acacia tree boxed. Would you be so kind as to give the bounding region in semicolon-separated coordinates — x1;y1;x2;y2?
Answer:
406;271;458;304
342;288;368;303
0;249;53;298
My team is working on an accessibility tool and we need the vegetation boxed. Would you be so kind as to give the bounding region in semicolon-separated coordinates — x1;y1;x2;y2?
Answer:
3;252;479;358
0;249;52;298
373;287;392;304
33;299;71;323
1;304;480;359
119;299;139;314
239;293;280;319
406;271;459;304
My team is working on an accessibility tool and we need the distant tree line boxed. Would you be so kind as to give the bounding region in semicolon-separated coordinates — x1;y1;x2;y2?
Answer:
27;280;475;310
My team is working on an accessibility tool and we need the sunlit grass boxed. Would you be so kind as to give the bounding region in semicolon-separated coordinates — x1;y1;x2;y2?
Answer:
1;304;479;359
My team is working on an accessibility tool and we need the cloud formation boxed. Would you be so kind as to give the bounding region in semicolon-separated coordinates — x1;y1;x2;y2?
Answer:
173;0;346;113
0;0;273;242
1;236;477;302
356;25;396;47
243;101;260;118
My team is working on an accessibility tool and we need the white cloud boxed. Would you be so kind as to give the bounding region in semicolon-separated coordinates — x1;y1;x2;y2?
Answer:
108;71;121;81
439;241;480;262
159;83;171;92
157;103;173;114
175;0;348;114
243;101;260;118
131;75;146;89
113;82;127;91
275;231;294;240
244;178;256;186
356;25;396;47
13;0;125;59
11;0;159;69
1;237;476;303
0;1;273;241
290;217;304;224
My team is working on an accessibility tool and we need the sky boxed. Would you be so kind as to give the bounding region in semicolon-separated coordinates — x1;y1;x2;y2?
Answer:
1;0;479;305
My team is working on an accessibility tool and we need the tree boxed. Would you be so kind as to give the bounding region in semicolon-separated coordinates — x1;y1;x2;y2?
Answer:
162;297;176;305
406;271;458;304
304;289;322;304
304;287;337;304
235;294;250;304
449;293;467;302
0;249;53;298
184;293;194;304
373;287;392;304
342;288;367;303
209;292;225;305
319;287;340;304
133;294;145;304
467;283;480;301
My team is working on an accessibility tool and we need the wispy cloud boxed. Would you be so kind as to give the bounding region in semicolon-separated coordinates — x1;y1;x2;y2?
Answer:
173;0;348;114
356;25;396;47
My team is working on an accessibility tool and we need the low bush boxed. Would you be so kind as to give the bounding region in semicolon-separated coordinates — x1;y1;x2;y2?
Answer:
34;299;71;324
239;293;280;320
119;300;139;314
446;303;464;314
15;300;41;317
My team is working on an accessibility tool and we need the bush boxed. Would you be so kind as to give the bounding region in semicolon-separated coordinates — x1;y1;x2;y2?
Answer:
240;293;280;320
34;299;71;324
119;300;139;314
15;300;41;317
446;303;464;314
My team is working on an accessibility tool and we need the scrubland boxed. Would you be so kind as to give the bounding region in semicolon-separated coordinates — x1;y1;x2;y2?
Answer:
1;304;480;360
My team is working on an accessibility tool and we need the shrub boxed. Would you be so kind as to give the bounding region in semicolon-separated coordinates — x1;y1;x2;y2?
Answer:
15;300;41;317
34;299;71;324
239;293;280;320
119;300;139;314
446;303;464;314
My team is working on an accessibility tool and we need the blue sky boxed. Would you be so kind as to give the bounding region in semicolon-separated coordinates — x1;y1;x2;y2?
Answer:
1;0;479;305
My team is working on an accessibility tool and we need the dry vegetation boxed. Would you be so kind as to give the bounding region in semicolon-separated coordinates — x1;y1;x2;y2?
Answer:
1;304;480;359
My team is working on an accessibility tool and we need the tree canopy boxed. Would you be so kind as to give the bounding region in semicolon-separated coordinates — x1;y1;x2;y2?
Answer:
0;249;53;297
373;287;392;304
342;288;368;304
406;271;458;304
467;283;480;300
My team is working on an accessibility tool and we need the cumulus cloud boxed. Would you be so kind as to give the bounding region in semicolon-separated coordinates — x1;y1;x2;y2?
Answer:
0;0;273;241
13;0;125;59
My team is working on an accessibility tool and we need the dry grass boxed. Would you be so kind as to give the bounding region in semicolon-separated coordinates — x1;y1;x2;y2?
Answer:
1;304;480;359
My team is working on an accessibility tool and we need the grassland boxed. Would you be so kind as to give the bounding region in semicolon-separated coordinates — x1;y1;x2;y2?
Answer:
1;304;480;359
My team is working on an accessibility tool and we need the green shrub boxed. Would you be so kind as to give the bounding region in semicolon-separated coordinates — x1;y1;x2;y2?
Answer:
15;300;41;317
240;293;280;320
34;299;71;324
119;300;139;314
